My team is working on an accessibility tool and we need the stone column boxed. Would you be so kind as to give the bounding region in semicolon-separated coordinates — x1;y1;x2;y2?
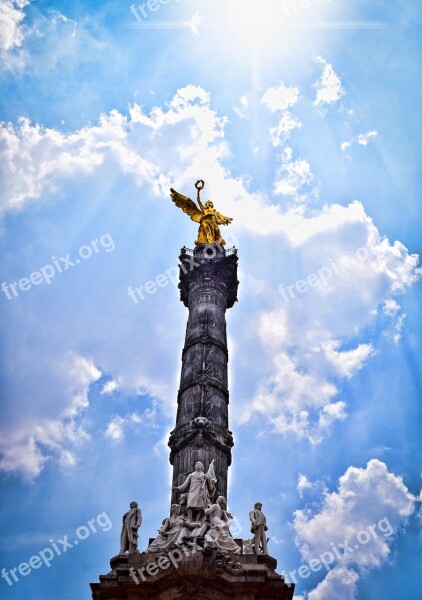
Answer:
169;244;239;503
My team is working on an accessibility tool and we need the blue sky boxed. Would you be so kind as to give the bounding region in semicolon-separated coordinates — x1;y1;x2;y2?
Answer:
0;0;421;598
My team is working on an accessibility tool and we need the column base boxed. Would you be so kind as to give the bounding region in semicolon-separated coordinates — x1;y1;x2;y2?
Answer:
91;546;294;599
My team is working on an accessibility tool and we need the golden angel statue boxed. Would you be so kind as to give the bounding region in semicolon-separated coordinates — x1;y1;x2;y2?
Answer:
170;180;233;246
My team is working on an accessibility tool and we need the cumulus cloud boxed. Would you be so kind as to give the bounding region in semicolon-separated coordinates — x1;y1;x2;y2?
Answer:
239;200;419;441
0;2;79;73
0;85;419;475
0;0;29;68
313;56;345;107
0;85;233;477
294;459;415;565
101;379;119;395
262;82;300;112
0;354;101;478
308;567;359;600
293;460;415;598
0;84;232;216
0;113;161;214
322;340;374;378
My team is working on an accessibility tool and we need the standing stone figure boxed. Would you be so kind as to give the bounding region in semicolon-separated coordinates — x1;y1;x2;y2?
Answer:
173;460;217;523
249;502;268;555
205;496;241;555
120;501;142;554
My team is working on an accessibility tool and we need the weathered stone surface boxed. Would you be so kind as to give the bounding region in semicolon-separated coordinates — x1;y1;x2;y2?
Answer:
169;245;239;504
90;547;294;600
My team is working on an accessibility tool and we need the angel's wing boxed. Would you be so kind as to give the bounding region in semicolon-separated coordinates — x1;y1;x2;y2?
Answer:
170;188;203;223
215;210;233;226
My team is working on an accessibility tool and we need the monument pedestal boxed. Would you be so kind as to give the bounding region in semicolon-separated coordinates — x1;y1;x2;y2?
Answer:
91;546;294;599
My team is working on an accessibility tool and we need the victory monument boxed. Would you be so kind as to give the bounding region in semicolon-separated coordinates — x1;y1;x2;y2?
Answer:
90;181;294;599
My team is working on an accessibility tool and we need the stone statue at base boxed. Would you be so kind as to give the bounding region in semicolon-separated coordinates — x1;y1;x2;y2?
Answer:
120;501;142;554
147;504;186;553
204;496;241;555
173;460;217;523
249;502;268;555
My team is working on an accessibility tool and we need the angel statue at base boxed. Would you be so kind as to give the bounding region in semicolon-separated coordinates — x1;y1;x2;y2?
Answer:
170;180;233;246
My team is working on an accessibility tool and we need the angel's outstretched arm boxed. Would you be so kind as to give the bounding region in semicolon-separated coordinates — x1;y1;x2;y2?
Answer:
215;211;233;226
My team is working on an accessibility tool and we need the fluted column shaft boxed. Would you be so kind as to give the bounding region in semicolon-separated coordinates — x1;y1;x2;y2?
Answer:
168;245;238;504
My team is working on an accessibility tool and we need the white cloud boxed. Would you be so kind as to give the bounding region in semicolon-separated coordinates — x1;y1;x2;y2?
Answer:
0;112;162;214
184;11;204;36
294;459;415;567
322;340;374;378
0;353;101;478
273;146;316;203
262;82;300;112
294;460;415;598
104;412;142;444
0;85;232;478
0;84;229;216
0;0;29;68
318;400;347;431
269;111;302;147
239;201;419;441
313;56;345;106
234;94;250;119
341;130;378;152
382;299;406;343
297;474;329;500
0;85;419;474
383;298;400;316
308;567;359;600
297;474;313;498
261;82;302;146
0;3;80;73
101;379;119;395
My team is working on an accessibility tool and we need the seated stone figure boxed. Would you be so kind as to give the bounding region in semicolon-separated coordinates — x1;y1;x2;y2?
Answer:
204;496;241;555
147;504;186;553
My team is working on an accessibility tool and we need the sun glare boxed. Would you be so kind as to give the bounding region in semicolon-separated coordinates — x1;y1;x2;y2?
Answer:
227;0;336;47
